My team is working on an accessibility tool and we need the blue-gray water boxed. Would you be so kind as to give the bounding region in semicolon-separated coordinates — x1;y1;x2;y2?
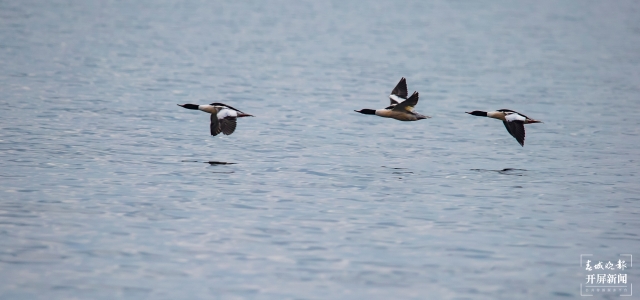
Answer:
1;0;639;299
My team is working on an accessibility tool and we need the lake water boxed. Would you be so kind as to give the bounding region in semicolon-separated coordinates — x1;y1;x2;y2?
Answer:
1;0;639;299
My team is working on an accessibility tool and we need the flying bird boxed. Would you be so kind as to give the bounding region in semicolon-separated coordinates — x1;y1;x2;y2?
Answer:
178;102;253;136
355;77;430;121
466;109;542;146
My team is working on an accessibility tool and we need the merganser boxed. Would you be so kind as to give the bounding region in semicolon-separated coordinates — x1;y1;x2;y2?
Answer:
178;102;253;136
466;109;542;146
355;78;430;121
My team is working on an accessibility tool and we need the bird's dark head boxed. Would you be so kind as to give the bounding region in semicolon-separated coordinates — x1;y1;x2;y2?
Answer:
466;110;487;117
178;104;199;110
354;109;376;115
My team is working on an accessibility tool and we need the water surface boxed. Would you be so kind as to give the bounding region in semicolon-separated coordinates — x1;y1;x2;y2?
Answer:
1;0;639;299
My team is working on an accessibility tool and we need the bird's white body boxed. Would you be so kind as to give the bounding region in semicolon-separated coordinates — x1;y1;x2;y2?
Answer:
504;112;526;122
216;108;237;119
196;104;217;114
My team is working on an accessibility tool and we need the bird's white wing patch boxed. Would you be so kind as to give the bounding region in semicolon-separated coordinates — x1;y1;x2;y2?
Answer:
505;113;526;122
389;94;405;104
217;108;237;119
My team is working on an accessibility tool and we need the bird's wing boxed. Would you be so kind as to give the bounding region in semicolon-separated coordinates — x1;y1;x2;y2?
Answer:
389;95;404;105
210;113;222;136
500;109;532;120
219;117;237;135
503;120;526;146
389;77;408;105
392;91;419;112
210;102;246;114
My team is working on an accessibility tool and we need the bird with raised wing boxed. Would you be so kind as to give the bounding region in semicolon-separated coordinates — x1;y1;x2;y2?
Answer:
355;78;430;121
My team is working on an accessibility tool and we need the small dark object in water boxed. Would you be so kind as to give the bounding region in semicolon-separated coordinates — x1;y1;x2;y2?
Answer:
499;168;526;173
206;161;236;165
383;166;413;175
382;166;408;170
470;168;527;176
500;168;525;172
